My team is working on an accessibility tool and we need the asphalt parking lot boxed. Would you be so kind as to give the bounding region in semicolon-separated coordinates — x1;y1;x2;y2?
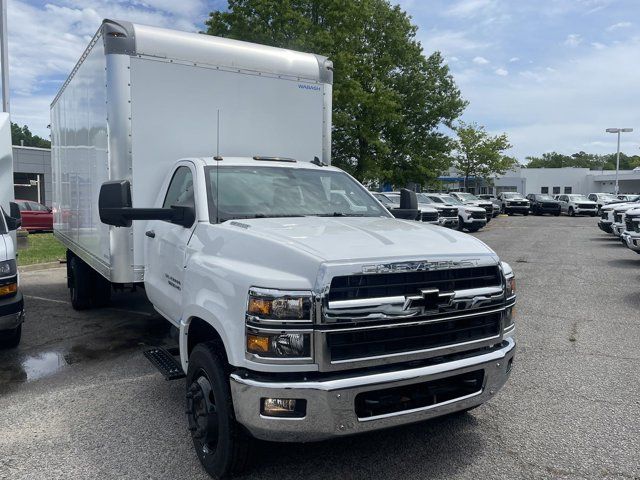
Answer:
1;215;639;480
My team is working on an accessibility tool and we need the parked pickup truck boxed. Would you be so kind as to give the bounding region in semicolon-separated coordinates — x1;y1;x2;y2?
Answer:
416;193;459;228
525;194;560;216
53;20;517;478
422;193;487;232
478;195;501;217
0;112;24;348
449;192;494;222
497;192;530;215
373;192;440;225
621;207;640;253
610;202;640;237
557;194;597;217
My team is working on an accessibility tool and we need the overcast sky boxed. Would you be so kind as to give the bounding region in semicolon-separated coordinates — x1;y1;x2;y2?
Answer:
6;0;639;160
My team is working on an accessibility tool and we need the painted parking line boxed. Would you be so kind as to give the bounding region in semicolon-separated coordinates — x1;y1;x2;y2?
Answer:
24;295;154;317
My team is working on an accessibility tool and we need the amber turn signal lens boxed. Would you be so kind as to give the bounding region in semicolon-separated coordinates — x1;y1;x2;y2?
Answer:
0;283;17;297
248;298;271;316
247;334;270;353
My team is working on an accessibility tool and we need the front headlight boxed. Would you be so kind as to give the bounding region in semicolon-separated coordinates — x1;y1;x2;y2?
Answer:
246;330;311;358
0;259;17;277
247;288;312;323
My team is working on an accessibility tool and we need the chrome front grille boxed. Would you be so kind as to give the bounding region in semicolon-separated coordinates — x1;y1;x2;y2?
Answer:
421;211;439;222
325;311;502;362
470;211;486;220
326;266;501;304
438;208;457;218
317;265;509;371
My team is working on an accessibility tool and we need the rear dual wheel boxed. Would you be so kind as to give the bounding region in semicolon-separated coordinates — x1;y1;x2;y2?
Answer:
68;252;112;310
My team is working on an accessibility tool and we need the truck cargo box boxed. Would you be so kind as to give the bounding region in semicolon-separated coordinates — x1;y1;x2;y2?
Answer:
51;19;333;283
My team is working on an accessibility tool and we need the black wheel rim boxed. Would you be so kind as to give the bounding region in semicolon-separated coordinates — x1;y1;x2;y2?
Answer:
187;370;219;456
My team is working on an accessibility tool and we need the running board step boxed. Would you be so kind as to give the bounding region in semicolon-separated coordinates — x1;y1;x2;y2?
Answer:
144;347;185;380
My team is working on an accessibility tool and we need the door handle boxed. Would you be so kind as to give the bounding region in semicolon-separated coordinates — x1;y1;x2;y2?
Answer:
145;230;156;238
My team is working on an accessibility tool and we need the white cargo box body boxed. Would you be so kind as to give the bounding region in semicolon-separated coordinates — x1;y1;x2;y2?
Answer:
51;19;333;283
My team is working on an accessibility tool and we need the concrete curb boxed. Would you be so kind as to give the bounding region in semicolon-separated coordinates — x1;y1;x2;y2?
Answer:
19;261;66;273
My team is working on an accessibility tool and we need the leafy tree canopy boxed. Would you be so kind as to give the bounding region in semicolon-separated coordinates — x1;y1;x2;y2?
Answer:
452;121;515;189
206;0;467;186
524;151;640;170
11;122;51;148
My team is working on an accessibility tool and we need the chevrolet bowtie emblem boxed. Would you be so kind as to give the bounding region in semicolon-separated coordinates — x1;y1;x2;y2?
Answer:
403;289;455;312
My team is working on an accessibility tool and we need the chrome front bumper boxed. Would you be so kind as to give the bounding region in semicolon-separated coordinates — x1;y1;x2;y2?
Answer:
438;217;459;228
230;337;516;442
464;218;487;226
621;232;640;252
0;292;24;331
612;223;625;236
597;221;613;233
575;208;597;215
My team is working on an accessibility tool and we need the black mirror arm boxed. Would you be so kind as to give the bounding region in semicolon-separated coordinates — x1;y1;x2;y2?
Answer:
100;207;176;222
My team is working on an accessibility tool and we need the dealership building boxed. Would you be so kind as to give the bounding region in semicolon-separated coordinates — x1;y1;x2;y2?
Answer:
12;145;52;207
439;166;640;196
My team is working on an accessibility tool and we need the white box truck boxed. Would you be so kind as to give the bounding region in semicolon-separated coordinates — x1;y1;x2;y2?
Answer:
0;112;25;347
52;20;516;478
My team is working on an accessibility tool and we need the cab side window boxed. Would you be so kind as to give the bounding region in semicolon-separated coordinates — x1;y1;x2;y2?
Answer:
163;166;195;209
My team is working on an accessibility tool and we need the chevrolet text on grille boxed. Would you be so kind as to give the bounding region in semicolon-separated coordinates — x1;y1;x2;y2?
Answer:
362;259;480;274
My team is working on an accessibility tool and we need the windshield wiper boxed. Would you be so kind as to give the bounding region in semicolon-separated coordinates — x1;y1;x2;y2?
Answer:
252;214;307;218
312;212;367;217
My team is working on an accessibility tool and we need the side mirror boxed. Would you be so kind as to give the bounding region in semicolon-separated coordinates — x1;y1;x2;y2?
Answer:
388;188;420;221
399;188;418;210
6;202;22;231
98;180;195;228
99;180;133;227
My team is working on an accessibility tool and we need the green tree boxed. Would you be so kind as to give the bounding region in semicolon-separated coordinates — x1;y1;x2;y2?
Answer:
524;151;640;170
11;122;51;148
452;121;514;190
206;0;466;185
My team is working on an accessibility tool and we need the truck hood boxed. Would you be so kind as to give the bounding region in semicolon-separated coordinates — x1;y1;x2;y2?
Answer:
463;200;492;208
223;216;497;263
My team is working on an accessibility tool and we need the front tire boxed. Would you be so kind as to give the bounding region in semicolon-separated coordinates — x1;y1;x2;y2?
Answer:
523;210;529;216
569;207;575;217
457;216;465;231
0;324;22;348
186;343;253;479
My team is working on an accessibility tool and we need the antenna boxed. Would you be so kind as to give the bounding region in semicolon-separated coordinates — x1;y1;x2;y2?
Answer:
215;109;221;223
216;109;220;157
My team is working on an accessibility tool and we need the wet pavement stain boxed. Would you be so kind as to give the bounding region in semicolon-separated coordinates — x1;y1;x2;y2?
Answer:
0;314;174;394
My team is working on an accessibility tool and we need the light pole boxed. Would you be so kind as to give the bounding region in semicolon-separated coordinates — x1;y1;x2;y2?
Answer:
606;127;633;195
0;0;8;113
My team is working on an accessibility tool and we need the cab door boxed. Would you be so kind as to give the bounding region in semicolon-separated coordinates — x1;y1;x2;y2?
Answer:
144;165;197;324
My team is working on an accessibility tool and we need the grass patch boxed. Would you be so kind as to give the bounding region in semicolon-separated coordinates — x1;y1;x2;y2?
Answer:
17;233;66;266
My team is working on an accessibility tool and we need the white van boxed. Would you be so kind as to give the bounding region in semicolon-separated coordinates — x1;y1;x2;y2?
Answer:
0;112;24;348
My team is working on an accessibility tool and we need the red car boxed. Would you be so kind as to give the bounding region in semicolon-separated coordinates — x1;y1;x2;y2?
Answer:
15;199;53;232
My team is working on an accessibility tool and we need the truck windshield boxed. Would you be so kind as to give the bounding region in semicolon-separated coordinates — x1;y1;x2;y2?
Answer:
440;195;462;205
373;193;395;206
569;195;589;202
205;166;389;222
456;193;478;201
